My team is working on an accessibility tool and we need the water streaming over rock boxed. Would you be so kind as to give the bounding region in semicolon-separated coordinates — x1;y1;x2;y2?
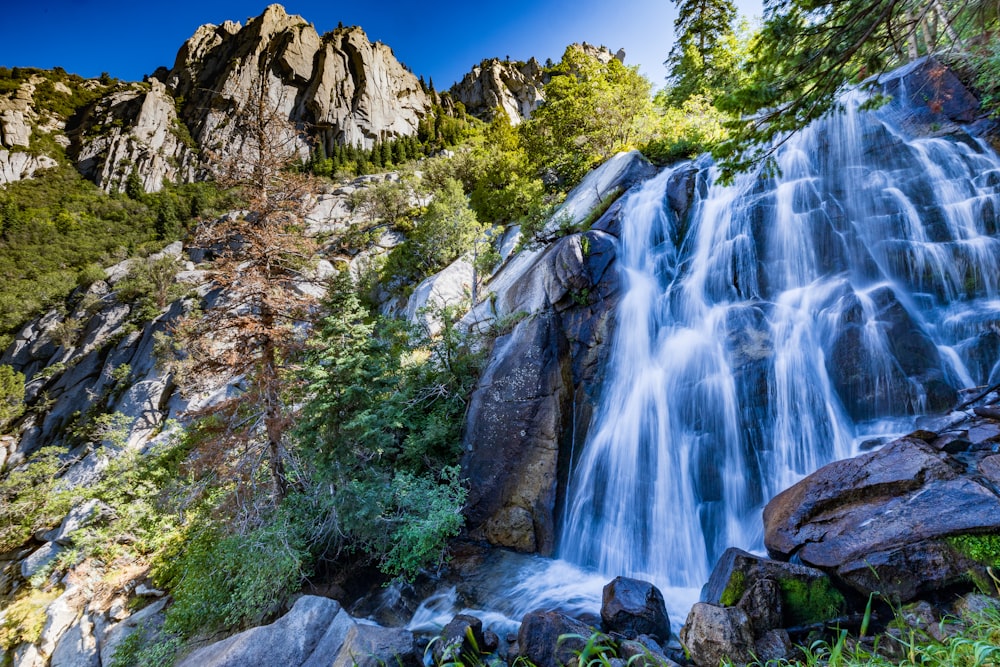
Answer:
558;87;1000;598
409;73;1000;635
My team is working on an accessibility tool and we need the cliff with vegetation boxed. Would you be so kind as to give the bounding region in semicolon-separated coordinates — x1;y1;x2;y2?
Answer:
2;2;1000;667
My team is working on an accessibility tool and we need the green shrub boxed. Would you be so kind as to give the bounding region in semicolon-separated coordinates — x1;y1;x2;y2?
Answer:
0;447;73;553
0;364;25;429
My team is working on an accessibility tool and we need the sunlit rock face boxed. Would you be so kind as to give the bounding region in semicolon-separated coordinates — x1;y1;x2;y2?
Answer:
166;4;431;162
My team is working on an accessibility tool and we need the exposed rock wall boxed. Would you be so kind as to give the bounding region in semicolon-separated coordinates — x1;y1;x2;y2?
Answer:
166;4;430;160
450;58;545;124
72;79;196;193
460;151;656;554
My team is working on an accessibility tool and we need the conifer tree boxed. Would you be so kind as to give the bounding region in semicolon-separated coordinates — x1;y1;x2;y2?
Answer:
665;0;739;104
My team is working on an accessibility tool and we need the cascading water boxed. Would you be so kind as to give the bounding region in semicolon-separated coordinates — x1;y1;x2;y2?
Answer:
559;86;1000;604
408;73;1000;634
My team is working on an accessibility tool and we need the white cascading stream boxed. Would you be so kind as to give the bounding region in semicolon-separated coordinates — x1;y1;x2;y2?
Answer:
558;88;1000;600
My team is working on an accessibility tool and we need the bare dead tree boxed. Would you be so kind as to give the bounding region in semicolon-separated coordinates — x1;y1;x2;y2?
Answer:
173;58;320;506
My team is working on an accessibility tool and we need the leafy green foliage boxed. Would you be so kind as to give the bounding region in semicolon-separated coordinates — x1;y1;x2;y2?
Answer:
712;0;980;178
664;0;740;105
109;630;181;667
466;113;547;228
155;498;323;636
0;588;63;654
521;46;654;186
381;177;484;292
0;166;228;340
0;447;73;553
0;364;25;429
972;33;1000;116
295;274;477;580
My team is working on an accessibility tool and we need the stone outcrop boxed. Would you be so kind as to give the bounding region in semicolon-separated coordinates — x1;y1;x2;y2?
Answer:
166;4;430;162
0;149;57;186
515;610;594;667
177;596;418;667
702;548;847;628
681;603;755;667
460;152;655;554
450;58;545;124
764;413;1000;602
72;78;196;193
680;548;845;666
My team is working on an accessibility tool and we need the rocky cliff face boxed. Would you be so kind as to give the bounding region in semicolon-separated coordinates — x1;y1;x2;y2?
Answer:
72;79;197;193
449;43;625;126
450;58;545;124
459;151;657;554
0;74;65;186
166;4;430;161
1;4;434;194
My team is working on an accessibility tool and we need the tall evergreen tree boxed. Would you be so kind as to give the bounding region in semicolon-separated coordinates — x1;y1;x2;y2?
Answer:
665;0;739;104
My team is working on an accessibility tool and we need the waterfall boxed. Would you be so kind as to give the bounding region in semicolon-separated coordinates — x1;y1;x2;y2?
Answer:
558;89;1000;594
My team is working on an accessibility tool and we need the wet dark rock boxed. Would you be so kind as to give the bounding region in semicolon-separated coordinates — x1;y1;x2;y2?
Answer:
764;435;1000;601
516;610;594;667
432;614;485;664
666;165;698;223
826;287;957;421
878;57;985;133
600;576;671;641
461;231;621;555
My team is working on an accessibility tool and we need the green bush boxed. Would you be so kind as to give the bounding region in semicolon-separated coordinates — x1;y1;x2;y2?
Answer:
0;447;73;553
0;364;25;429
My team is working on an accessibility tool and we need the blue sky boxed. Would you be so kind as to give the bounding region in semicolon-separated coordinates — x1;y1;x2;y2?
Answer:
1;1;761;90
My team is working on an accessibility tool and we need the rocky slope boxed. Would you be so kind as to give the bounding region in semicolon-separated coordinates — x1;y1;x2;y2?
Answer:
0;4;433;194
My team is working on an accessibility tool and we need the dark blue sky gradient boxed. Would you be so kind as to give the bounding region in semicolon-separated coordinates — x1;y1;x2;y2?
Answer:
1;1;761;90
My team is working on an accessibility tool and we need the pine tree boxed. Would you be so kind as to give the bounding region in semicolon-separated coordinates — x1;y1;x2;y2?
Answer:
665;0;738;104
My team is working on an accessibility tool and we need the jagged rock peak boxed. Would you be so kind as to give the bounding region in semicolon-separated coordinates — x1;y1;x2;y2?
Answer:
450;57;545;125
570;42;626;64
166;3;430;159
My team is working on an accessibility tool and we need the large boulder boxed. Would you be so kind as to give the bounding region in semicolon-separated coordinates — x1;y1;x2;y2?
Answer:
764;429;1000;602
600;577;670;641
702;548;846;628
176;596;417;667
176;596;343;667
